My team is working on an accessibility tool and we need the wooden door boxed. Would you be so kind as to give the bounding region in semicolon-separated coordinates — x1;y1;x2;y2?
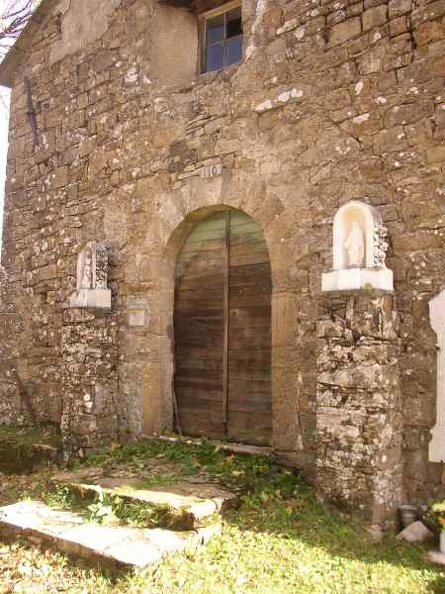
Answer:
174;210;272;445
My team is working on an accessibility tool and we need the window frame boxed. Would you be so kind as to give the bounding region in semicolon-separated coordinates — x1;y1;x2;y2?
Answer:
199;0;243;75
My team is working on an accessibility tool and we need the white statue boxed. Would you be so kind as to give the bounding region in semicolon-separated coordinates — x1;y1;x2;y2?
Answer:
344;222;365;268
80;246;94;289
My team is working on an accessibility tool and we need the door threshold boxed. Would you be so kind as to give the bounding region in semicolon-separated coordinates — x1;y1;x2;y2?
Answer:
141;434;274;458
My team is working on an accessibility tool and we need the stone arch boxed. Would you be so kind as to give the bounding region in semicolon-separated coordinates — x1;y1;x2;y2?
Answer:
130;188;304;458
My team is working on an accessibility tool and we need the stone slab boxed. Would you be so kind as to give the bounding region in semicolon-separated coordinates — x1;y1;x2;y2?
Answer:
397;521;434;543
0;501;219;570
52;471;237;529
321;268;393;292
69;288;111;309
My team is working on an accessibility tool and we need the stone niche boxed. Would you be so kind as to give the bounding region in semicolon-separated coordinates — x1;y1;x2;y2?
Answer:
429;290;445;463
322;200;393;292
69;241;111;309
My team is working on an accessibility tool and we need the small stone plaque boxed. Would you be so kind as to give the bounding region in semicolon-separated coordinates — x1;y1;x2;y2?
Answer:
200;163;222;179
128;301;148;327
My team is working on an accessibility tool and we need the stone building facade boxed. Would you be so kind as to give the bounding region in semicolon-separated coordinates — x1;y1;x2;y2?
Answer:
0;0;444;526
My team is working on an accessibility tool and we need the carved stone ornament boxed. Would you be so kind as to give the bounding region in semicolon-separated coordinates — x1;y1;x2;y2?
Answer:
322;200;393;292
69;241;111;309
373;224;389;269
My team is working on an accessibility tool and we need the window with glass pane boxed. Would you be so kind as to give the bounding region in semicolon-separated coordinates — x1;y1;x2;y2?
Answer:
204;5;242;73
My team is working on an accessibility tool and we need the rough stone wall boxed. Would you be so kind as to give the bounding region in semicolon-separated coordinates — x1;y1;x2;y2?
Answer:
317;291;403;526
0;268;24;424
1;0;445;509
61;308;118;456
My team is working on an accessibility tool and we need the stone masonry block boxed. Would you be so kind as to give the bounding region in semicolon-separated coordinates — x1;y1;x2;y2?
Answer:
411;0;445;25
383;101;434;128
390;16;408;36
415;21;445;46
363;5;388;30
427;146;445;163
329;17;362;46
388;0;411;18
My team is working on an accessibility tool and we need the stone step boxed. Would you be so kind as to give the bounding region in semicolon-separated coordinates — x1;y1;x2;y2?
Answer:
52;470;237;530
0;501;219;571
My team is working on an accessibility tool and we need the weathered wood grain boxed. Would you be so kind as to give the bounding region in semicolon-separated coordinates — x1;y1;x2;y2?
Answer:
174;211;272;445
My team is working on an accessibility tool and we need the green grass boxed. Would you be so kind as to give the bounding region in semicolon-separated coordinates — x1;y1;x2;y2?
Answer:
82;437;275;491
0;438;444;593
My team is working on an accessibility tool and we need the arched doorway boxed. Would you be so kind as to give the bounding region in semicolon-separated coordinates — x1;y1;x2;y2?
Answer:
173;209;272;445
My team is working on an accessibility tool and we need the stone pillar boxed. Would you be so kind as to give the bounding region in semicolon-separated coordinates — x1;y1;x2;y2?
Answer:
316;291;403;527
61;308;118;456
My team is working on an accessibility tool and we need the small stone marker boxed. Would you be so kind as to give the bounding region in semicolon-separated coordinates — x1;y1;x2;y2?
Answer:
397;521;434;543
127;300;148;327
200;162;222;179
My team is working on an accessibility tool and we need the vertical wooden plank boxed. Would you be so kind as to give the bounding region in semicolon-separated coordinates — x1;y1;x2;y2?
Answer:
174;213;227;438
227;211;272;445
